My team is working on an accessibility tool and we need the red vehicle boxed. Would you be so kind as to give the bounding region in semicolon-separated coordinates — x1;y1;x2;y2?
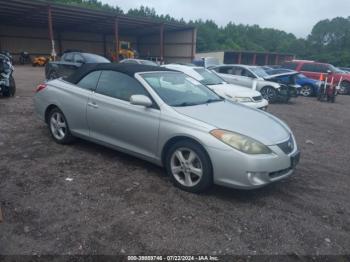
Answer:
282;60;350;95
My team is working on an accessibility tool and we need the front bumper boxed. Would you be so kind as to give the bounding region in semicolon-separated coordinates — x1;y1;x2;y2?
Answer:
278;85;299;99
206;143;300;189
240;99;269;110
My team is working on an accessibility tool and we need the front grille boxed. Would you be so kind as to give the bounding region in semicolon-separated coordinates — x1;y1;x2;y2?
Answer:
277;135;294;154
252;95;262;102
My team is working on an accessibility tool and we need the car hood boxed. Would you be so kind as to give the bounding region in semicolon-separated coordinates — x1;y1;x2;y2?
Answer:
208;83;261;97
174;101;290;145
264;72;299;80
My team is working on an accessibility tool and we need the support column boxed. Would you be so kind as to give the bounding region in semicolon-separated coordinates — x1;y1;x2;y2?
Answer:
48;5;56;60
265;54;269;65
160;24;164;64
237;52;242;64
275;54;279;65
114;17;119;62
57;31;63;56
103;34;107;58
252;53;257;65
191;28;196;61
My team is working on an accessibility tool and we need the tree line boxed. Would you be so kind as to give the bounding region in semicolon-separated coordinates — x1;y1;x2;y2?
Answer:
48;0;350;66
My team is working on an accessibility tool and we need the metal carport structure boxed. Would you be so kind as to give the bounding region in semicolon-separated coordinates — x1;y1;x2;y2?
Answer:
0;0;197;63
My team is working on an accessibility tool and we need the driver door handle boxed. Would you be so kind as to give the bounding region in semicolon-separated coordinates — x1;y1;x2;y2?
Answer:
88;102;99;109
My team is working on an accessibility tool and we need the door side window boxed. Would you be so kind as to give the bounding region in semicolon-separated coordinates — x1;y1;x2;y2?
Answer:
232;67;244;76
74;54;85;63
96;71;149;101
301;63;328;73
63;53;74;62
77;71;102;91
218;67;233;74
242;69;255;78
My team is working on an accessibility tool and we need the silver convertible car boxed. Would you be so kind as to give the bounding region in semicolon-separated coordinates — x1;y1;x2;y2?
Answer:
34;64;300;193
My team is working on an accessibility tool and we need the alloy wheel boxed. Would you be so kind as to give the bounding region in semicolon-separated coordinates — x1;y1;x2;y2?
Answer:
170;148;203;187
50;112;67;140
300;85;312;97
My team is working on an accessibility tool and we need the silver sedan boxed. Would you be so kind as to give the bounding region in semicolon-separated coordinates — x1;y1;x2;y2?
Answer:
34;64;300;193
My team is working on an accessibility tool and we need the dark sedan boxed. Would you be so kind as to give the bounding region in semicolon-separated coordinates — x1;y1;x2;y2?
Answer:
45;51;110;80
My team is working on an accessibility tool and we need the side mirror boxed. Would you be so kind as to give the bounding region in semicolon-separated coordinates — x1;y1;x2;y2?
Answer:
130;95;153;107
76;59;85;64
327;70;332;74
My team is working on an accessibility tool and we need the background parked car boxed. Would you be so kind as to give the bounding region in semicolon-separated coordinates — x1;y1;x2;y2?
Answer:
282;60;350;95
265;68;321;97
209;64;293;103
263;70;301;98
192;57;220;68
164;64;268;110
45;51;110;80
120;58;159;66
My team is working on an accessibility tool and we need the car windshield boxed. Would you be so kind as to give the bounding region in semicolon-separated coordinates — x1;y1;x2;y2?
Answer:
250;67;269;78
193;68;224;85
141;72;223;107
82;53;110;63
140;60;159;66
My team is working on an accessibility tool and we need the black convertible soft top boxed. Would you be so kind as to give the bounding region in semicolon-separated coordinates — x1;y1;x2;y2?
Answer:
65;63;174;84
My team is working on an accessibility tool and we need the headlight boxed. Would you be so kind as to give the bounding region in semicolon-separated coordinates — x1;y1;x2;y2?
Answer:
234;97;253;103
315;80;323;86
210;129;272;154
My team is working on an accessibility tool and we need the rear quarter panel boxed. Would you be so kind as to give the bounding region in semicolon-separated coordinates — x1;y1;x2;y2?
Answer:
34;80;92;137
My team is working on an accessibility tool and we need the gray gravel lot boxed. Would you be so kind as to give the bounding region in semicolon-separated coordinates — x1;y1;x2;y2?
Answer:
0;66;349;256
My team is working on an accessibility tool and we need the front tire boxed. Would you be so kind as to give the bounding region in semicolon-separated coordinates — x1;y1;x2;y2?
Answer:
260;86;278;103
48;108;74;144
300;84;314;97
165;140;213;193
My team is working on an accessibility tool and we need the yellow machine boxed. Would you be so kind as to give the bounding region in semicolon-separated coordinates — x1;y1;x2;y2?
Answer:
110;41;137;62
32;56;51;67
119;41;135;59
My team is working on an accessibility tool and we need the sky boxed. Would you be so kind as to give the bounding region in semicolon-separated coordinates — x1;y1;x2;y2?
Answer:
101;0;350;38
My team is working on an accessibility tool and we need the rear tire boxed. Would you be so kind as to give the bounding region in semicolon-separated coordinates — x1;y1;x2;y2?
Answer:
165;140;213;193
48;108;75;144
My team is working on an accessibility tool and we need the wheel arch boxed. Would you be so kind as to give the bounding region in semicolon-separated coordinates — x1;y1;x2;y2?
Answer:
161;136;212;168
44;104;60;124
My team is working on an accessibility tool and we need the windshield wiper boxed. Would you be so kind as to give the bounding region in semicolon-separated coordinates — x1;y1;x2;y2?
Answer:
204;98;223;104
172;102;200;107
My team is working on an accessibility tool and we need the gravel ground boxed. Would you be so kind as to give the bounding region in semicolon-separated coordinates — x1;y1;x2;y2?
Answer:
0;66;349;256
